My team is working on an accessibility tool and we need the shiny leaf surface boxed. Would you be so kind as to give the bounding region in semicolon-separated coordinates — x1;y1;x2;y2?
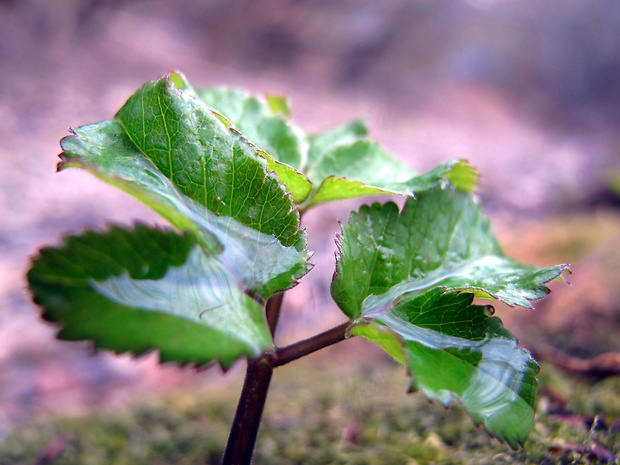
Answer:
195;87;478;208
332;186;568;319
28;225;273;368
350;290;539;448
196;87;312;203
59;74;310;298
333;185;567;445
306;157;477;208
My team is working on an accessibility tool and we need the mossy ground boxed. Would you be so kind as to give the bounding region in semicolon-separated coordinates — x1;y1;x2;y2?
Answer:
1;347;618;465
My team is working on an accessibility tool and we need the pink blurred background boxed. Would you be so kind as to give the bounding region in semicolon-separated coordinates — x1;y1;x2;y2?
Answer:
1;0;619;436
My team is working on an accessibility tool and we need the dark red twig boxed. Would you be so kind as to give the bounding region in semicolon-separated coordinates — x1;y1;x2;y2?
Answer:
222;290;351;465
270;321;350;367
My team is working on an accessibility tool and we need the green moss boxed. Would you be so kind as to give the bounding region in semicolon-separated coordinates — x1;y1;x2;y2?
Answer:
1;355;618;464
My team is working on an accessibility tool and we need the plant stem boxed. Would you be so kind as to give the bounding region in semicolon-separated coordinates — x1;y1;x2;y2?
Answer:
265;291;284;337
270;321;350;367
222;293;284;465
221;293;351;465
222;355;273;465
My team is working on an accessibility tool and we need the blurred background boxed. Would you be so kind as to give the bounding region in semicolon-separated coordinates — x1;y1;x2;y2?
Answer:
1;0;619;459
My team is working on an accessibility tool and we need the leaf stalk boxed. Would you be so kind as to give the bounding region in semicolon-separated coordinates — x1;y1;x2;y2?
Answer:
222;355;273;465
270;321;350;367
265;291;284;337
222;291;285;465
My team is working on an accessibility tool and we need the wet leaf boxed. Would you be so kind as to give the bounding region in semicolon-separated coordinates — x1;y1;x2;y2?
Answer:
31;74;315;367
333;185;568;445
28;225;272;368
350;290;539;448
59;74;310;298
332;186;567;319
197;87;312;203
306;157;477;208
196;87;478;208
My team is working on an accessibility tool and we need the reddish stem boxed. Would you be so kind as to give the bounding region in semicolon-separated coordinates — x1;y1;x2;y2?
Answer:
221;291;351;465
270;321;350;367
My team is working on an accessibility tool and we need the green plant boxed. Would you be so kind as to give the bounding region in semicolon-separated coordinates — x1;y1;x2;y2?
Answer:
27;72;568;464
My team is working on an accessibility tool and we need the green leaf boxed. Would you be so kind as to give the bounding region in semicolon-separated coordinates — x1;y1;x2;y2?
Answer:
306;119;368;170
59;74;310;299
196;87;312;203
441;159;479;193
351;290;539;448
251;146;312;205
305;120;478;204
28;225;273;368
332;185;567;319
332;185;567;445
348;322;407;366
309;140;415;185
196;87;303;168
265;94;292;118
304;140;478;207
195;88;477;208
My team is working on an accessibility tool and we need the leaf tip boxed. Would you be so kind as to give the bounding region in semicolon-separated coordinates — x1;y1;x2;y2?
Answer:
168;71;190;90
443;159;479;193
556;264;572;283
265;93;292;118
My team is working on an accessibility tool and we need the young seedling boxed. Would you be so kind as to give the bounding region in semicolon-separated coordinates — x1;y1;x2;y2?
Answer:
27;72;568;464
